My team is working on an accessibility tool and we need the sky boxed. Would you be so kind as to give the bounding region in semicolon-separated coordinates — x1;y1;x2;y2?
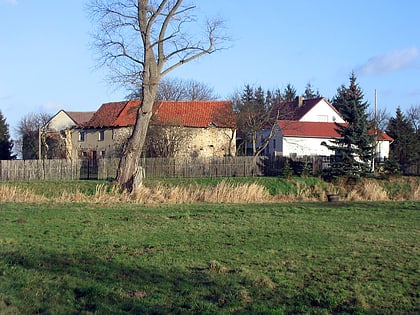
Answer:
1;0;419;140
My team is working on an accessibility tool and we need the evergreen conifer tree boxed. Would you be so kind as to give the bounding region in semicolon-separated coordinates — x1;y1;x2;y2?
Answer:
303;82;321;99
386;107;417;173
283;83;297;102
323;73;374;180
0;111;16;160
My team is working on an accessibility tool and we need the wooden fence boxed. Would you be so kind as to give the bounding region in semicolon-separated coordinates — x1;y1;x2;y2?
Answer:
0;157;265;181
1;156;418;181
0;159;119;181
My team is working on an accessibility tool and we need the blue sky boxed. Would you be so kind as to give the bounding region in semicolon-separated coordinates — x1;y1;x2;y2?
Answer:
1;0;419;138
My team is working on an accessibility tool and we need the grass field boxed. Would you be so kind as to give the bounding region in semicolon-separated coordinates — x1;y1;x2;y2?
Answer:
0;200;419;314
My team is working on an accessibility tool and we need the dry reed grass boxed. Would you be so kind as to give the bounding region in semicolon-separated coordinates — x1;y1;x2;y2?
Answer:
132;180;273;204
412;181;420;200
346;180;390;201
0;185;47;203
1;177;418;204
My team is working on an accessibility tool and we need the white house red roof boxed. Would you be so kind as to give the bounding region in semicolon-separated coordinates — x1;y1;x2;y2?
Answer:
278;120;393;141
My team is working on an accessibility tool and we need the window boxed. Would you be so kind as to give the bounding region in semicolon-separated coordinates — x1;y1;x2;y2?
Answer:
98;130;105;141
317;115;328;122
79;131;85;142
273;139;276;150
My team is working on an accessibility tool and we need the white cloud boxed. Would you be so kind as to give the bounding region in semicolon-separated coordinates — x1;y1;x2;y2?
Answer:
357;47;419;76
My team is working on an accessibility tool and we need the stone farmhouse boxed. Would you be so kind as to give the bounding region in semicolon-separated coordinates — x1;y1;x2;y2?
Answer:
42;100;236;160
40;110;95;159
257;97;393;160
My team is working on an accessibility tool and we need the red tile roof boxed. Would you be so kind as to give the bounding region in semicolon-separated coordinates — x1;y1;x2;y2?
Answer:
153;101;234;128
113;100;140;127
85;100;235;129
278;120;393;141
278;120;343;138
369;129;394;141
86;102;127;128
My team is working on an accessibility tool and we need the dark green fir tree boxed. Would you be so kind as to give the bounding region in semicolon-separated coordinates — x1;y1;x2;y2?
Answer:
0;111;16;160
386;107;417;173
323;72;374;180
283;83;297;102
302;82;321;99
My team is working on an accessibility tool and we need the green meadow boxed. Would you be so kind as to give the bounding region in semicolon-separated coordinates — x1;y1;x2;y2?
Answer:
0;200;418;314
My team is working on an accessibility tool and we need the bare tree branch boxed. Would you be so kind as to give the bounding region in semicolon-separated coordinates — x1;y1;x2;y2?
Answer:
87;0;228;191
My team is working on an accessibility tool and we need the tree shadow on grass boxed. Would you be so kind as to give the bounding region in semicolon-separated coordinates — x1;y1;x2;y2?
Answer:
2;245;408;314
1;249;225;314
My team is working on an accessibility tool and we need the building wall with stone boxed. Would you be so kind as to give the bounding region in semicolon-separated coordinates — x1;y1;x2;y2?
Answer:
69;125;236;160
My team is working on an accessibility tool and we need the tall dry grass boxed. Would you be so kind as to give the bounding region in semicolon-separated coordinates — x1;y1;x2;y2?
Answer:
0;185;47;203
346;180;390;201
132;181;272;204
1;178;419;204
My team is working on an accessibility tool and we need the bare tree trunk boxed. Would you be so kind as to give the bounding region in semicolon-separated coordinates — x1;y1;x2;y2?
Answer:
116;110;152;192
115;2;161;192
89;0;225;192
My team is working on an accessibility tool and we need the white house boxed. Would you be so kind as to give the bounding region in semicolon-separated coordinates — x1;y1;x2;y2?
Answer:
270;120;342;157
43;110;95;133
259;97;393;159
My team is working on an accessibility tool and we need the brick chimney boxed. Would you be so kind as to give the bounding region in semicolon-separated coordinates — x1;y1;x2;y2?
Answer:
295;96;303;107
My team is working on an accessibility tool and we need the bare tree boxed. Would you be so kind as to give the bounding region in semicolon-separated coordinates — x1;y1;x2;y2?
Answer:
368;107;390;131
128;77;218;101
406;104;420;132
14;112;50;159
156;77;187;101
157;77;218;100
182;79;218;101
88;0;227;191
233;85;278;156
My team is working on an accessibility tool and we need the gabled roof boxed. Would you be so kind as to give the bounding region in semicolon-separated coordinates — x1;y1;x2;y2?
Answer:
65;111;95;125
369;129;394;141
153;101;234;127
43;110;96;131
292;97;325;120
85;100;235;129
87;101;128;128
273;97;342;121
278;120;343;138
